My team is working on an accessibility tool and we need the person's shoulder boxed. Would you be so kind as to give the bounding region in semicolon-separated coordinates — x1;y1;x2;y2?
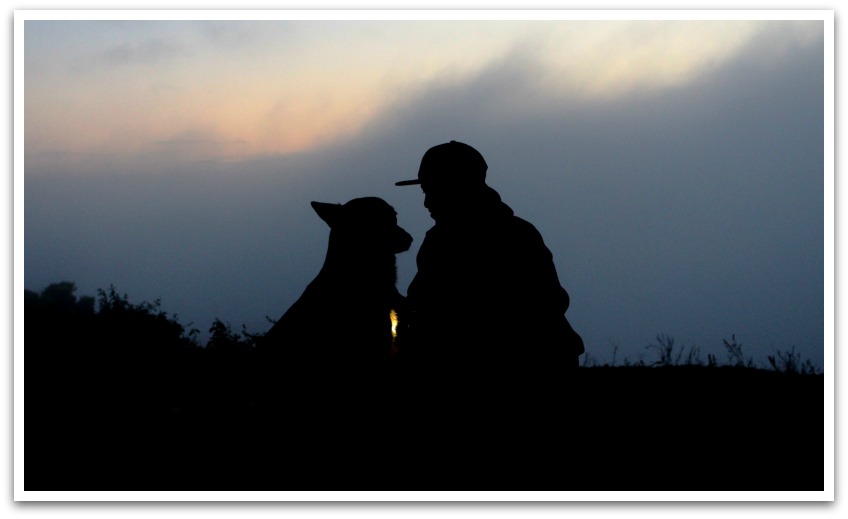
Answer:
509;214;537;229
504;216;556;259
507;215;544;239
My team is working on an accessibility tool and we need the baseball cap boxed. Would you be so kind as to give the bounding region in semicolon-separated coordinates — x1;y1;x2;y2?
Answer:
396;141;488;187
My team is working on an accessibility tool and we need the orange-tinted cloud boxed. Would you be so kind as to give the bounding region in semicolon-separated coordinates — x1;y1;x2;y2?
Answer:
24;19;822;172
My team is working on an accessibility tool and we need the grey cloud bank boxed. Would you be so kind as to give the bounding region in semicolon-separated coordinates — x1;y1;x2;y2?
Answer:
25;22;825;367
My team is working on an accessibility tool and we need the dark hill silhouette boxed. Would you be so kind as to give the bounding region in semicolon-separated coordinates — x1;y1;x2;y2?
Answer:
23;282;823;491
571;365;823;490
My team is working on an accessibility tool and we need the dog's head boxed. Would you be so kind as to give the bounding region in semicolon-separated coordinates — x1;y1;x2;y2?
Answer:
311;197;413;255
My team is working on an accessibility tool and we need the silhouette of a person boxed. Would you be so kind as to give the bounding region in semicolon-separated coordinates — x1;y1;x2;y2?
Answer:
396;141;584;374
393;141;584;465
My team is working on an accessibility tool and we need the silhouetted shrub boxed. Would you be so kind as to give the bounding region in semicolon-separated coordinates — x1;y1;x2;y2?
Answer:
200;319;263;409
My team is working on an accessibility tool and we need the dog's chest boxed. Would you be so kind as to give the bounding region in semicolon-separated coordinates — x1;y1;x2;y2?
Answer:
301;278;394;327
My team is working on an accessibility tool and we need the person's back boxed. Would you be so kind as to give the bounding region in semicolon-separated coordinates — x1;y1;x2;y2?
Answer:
405;190;580;372
396;141;583;373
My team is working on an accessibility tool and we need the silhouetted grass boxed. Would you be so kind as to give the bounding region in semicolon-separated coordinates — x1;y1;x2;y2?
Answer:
582;331;820;376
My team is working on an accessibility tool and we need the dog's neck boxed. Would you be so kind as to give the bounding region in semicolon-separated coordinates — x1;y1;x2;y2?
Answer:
317;240;398;289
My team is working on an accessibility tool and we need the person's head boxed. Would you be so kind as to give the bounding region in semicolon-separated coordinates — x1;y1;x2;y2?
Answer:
396;141;491;222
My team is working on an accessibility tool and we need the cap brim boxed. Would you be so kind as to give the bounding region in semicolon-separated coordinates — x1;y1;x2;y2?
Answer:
395;179;422;186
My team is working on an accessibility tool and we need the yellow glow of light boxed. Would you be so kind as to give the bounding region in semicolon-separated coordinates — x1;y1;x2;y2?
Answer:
390;309;399;339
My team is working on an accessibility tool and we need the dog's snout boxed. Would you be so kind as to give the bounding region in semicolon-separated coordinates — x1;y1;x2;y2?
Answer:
394;227;413;253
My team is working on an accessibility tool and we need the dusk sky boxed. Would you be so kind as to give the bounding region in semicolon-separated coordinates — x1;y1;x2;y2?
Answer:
22;15;827;368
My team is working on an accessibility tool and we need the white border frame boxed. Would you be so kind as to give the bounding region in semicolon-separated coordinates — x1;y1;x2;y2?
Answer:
12;8;835;503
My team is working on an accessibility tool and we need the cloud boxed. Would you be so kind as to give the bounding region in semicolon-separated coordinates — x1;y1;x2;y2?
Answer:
99;38;182;67
27;21;813;165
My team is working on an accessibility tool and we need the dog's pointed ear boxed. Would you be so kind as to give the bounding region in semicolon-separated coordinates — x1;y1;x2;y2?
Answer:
311;201;342;227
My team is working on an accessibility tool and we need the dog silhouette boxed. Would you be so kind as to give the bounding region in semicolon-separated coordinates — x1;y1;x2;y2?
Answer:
255;197;412;449
262;197;412;365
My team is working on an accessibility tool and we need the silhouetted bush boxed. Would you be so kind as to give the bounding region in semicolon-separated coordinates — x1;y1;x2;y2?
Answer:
200;318;262;410
26;282;204;417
